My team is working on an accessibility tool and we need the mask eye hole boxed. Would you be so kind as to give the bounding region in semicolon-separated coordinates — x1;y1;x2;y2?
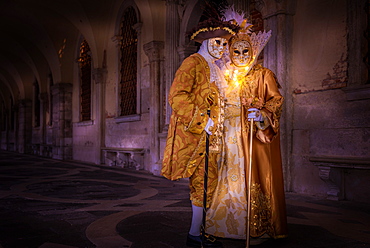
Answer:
215;40;221;45
223;42;227;46
234;50;241;55
243;49;249;54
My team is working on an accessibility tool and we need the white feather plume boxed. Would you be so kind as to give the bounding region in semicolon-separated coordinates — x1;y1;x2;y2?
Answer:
221;5;246;25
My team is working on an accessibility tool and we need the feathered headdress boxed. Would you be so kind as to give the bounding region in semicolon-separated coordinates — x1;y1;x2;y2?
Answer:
187;18;240;43
186;2;240;43
221;6;272;67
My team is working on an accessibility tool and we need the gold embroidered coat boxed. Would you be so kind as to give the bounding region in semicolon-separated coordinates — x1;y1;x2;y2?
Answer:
161;53;222;180
240;65;287;238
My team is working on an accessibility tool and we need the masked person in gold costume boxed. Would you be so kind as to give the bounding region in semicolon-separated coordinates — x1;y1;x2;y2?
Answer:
161;16;239;248
206;8;288;244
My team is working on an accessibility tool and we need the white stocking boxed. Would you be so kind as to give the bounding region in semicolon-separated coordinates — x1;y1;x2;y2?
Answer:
189;203;204;236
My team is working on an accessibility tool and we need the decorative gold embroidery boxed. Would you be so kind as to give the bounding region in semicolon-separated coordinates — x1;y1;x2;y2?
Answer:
250;183;274;237
264;96;283;119
183;132;206;178
230;174;239;181
184;105;199;132
190;27;236;41
226;211;239;235
264;96;283;132
241;65;261;93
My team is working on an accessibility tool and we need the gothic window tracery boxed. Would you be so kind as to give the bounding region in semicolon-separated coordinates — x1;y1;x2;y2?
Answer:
77;39;92;121
119;6;138;116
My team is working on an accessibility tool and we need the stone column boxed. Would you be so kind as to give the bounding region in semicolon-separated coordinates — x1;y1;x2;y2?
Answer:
17;99;32;154
51;83;73;160
39;92;49;156
165;0;180;128
177;46;197;62
0;107;9;150
12;104;19;152
92;67;107;164
39;92;48;143
144;41;164;175
261;0;296;191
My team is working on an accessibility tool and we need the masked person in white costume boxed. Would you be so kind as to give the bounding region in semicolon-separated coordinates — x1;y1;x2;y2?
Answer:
161;16;240;248
206;8;288;244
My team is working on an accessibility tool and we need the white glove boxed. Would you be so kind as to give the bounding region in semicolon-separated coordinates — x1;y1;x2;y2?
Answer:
204;118;214;135
247;108;263;122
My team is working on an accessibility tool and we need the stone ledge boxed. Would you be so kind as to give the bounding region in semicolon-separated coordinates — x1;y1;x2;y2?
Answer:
309;156;370;169
114;114;141;123
101;147;145;170
74;120;94;127
310;155;370;200
342;84;370;101
102;147;145;152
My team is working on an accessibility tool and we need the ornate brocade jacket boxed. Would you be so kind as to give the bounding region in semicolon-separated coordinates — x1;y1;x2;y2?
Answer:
161;53;222;180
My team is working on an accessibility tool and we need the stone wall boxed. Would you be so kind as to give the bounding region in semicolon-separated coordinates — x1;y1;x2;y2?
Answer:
289;0;370;202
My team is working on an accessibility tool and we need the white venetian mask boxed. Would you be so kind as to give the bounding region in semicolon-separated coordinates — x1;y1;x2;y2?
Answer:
207;38;228;59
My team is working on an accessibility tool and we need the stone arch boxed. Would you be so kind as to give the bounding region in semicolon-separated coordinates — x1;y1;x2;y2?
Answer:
178;0;204;58
114;0;141;36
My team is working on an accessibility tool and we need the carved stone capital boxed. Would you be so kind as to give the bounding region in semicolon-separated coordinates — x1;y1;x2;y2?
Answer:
17;99;32;108
51;83;72;96
92;67;107;84
143;41;164;62
112;22;142;48
111;35;122;48
252;0;265;12
132;22;143;36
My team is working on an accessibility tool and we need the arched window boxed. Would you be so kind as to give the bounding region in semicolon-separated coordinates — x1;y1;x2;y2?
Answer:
119;6;138;116
78;39;92;121
34;80;40;127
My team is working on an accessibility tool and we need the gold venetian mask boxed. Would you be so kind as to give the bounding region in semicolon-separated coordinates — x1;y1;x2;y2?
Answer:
229;38;253;67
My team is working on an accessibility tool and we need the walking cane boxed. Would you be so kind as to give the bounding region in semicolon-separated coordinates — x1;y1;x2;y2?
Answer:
201;109;211;247
246;116;254;248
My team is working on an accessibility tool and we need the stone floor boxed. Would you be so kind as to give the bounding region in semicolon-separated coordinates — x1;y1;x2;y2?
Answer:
0;150;369;248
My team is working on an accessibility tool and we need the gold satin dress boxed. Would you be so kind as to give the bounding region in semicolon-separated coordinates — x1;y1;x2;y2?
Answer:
206;64;288;239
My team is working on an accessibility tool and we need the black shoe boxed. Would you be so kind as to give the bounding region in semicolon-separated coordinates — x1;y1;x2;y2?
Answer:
186;234;223;248
250;233;271;245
